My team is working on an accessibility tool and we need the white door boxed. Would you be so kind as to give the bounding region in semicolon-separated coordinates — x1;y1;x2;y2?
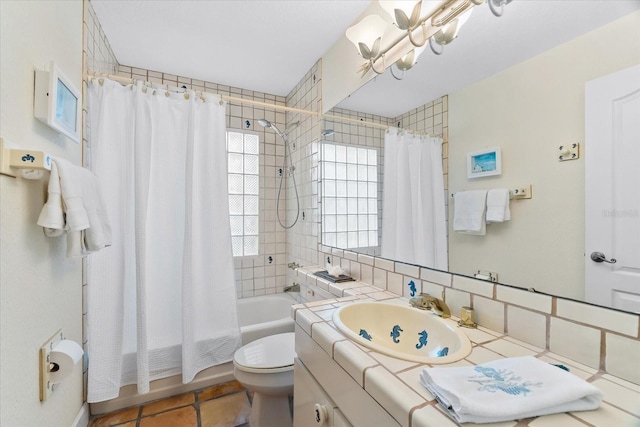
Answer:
585;64;640;313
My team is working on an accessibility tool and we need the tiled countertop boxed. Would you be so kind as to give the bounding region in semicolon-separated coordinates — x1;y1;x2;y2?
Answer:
291;269;640;427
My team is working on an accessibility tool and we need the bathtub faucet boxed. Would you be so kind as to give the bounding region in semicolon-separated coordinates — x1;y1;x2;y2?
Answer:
284;283;300;293
287;262;301;269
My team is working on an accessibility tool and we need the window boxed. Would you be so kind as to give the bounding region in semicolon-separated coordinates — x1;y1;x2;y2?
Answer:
227;130;259;256
321;142;379;250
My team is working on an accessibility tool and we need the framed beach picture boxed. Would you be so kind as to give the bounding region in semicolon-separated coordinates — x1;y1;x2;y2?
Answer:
467;147;501;179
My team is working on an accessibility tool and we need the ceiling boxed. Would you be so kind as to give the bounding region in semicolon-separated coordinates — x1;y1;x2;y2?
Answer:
91;0;370;96
92;1;640;118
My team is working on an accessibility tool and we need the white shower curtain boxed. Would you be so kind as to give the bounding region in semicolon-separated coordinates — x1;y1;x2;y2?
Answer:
86;78;240;402
381;128;448;270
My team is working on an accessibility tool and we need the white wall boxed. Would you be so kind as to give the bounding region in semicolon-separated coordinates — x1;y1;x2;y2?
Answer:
0;1;85;425
448;12;640;300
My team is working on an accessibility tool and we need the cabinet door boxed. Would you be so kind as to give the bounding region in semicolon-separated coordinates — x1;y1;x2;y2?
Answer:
294;358;337;427
333;409;353;427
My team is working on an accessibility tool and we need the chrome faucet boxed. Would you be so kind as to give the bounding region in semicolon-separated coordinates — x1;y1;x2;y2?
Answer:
409;293;451;318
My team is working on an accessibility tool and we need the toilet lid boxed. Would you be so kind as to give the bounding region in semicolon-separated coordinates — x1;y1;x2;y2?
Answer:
233;332;295;372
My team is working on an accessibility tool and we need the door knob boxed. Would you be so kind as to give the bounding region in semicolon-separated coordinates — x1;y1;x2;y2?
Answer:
590;251;617;264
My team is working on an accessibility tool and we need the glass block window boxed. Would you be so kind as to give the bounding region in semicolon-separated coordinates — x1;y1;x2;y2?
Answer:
227;130;259;257
322;142;379;249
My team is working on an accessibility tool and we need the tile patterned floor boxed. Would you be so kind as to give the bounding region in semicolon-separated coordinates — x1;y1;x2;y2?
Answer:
89;380;252;427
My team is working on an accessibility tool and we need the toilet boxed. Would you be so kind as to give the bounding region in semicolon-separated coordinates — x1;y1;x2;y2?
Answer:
233;332;295;427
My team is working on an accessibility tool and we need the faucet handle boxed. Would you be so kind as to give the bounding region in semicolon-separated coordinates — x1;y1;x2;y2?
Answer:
409;293;431;310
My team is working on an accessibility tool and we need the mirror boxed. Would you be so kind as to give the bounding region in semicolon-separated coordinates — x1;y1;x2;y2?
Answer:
320;1;640;311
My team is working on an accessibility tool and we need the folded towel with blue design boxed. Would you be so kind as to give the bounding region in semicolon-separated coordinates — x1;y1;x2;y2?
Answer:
419;356;603;424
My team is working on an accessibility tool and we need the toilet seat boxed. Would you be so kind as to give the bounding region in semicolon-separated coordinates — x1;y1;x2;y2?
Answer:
233;332;295;374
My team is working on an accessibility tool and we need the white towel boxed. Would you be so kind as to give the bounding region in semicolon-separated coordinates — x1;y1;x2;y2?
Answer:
36;161;65;237
419;356;603;424
486;189;511;223
37;157;112;257
453;190;487;235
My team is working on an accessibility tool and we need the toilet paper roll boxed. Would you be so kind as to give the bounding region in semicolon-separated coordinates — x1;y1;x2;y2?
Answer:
49;340;84;384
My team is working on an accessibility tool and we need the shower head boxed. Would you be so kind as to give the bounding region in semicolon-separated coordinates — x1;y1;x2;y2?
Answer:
257;119;272;128
258;118;285;138
322;129;335;137
258;119;301;138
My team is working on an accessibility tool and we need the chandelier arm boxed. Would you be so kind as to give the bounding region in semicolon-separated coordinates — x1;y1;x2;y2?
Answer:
370;54;387;75
488;0;507;17
407;23;428;48
429;38;444;55
390;65;406;80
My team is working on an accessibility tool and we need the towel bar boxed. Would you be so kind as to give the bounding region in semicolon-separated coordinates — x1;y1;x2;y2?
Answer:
451;185;532;200
0;137;52;179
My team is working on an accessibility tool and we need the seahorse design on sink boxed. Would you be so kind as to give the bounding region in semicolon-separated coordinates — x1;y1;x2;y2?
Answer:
359;329;373;341
436;347;449;357
416;330;429;349
390;325;403;343
407;280;416;297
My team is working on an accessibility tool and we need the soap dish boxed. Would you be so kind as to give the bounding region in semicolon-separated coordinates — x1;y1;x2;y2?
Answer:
313;270;355;283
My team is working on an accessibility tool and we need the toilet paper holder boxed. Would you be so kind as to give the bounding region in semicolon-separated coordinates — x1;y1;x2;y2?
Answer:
39;330;84;401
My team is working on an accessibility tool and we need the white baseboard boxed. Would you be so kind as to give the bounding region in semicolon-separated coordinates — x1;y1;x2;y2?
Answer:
71;403;89;427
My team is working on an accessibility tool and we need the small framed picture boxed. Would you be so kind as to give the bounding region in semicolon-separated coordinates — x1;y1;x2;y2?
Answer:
467;147;501;179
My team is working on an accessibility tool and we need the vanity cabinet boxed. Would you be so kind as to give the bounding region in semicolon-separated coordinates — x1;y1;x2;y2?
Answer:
294;359;352;427
294;325;401;427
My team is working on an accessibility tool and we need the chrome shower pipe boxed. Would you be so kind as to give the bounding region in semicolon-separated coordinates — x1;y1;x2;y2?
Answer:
258;118;301;229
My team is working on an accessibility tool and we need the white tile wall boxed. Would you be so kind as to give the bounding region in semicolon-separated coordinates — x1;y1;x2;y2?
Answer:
557;299;638;337
420;267;452;286
374;257;394;271
443;288;471;319
506;305;547;349
550;317;601;369
387;272;403;295
605;333;640;384
473;296;505;334
452;275;494;298
420;281;445;300
496;285;552;313
395;263;420;278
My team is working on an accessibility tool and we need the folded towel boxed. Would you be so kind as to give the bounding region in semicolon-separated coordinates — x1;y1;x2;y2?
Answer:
37;158;112;257
36;161;66;237
419;356;603;424
486;189;511;223
453;190;487;235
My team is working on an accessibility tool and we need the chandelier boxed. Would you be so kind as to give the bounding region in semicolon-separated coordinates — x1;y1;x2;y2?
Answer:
345;0;513;79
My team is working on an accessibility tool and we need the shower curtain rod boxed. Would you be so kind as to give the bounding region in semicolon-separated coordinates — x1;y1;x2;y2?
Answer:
323;114;440;138
86;72;438;136
85;71;319;117
323;113;389;130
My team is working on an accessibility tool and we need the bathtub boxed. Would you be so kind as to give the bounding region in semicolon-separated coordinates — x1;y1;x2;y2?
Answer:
237;293;296;344
91;293;297;415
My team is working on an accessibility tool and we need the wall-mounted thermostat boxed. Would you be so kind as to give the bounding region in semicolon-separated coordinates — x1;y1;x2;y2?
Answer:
34;61;81;143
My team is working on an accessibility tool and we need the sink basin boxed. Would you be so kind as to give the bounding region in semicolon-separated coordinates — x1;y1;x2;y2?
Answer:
332;302;472;364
